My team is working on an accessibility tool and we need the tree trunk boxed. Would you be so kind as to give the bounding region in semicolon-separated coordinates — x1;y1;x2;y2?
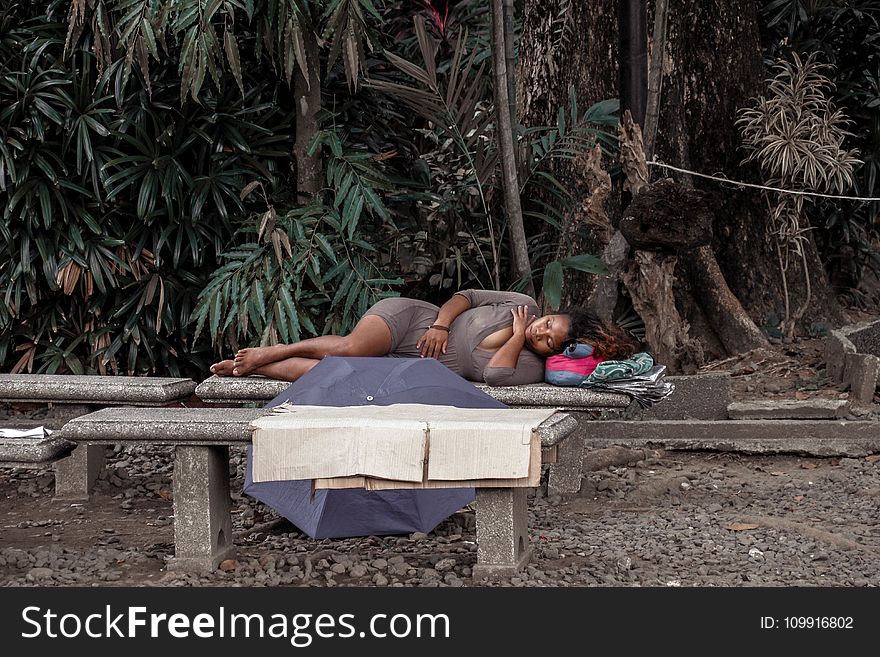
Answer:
502;0;517;134
491;0;533;295
555;144;613;316
518;0;843;360
293;28;322;201
654;0;843;330
643;0;668;160
618;112;705;372
618;0;647;128
623;250;703;372
518;0;618;308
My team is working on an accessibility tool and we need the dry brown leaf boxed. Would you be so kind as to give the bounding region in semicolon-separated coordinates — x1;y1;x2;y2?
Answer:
865;455;880;464
158;488;173;501
800;462;818;470
770;471;786;476
725;522;760;531
795;391;809;400
830;457;841;466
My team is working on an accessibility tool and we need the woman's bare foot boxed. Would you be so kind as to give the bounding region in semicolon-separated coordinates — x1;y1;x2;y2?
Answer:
209;359;235;376
233;346;282;376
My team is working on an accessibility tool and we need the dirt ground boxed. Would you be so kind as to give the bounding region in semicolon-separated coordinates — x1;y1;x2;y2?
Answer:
1;445;878;587
1;328;878;587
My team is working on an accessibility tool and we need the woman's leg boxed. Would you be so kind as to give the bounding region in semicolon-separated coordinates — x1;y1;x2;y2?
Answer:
248;357;321;382
232;315;393;376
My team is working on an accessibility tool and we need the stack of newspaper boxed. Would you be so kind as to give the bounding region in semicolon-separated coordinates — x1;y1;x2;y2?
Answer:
580;365;675;409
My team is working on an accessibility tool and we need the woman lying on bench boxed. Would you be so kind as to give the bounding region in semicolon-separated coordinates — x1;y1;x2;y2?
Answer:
210;289;637;386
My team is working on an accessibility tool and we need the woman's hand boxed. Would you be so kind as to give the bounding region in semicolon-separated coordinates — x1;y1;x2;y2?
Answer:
510;305;535;338
416;326;449;359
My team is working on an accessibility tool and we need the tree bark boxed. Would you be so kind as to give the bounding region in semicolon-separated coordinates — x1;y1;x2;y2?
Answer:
491;0;533;295
293;28;322;200
502;0;517;134
618;112;705;372
555;144;613;316
618;0;648;127
518;0;618;307
643;0;668;160
623;250;703;372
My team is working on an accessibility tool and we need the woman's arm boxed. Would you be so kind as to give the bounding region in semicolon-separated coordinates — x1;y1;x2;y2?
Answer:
415;292;472;358
454;289;536;308
487;305;533;370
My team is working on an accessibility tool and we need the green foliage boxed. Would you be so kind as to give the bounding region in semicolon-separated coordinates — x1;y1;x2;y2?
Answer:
192;141;405;348
369;15;613;298
520;91;618;231
738;51;861;333
539;255;607;312
2;0;611;377
759;0;880;302
64;0;380;100
1;0;293;375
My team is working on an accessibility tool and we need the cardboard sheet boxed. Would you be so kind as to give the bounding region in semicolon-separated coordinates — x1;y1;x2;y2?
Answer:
249;404;555;485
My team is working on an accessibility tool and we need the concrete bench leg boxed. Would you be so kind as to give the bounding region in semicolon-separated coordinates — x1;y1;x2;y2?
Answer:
548;433;585;497
170;445;235;572
53;444;106;501
472;487;532;581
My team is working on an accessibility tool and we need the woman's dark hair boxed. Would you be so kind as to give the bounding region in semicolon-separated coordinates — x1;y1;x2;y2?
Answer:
559;307;640;360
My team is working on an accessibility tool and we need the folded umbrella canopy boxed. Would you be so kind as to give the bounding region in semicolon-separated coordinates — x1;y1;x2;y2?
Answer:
242;356;507;539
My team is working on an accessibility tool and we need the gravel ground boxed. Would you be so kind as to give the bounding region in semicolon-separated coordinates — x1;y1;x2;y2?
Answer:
2;444;878;587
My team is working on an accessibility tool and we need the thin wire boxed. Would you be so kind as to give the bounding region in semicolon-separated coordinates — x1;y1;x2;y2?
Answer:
648;160;880;202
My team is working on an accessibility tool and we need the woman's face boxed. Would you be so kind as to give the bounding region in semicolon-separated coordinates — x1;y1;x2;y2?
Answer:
525;314;572;356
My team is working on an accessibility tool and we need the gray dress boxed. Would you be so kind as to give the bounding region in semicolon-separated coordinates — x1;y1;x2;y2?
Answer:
363;289;544;385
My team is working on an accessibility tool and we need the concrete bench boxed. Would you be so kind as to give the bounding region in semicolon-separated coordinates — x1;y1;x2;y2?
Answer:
59;406;578;580
0;374;196;499
0;432;74;467
195;375;633;497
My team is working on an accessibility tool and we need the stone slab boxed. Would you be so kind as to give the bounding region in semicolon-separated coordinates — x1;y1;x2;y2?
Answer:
195;376;290;404
840;318;880;356
59;407;269;445
627;372;730;420
582;419;880;457
59;406;576;448
0;434;74;463
844;352;880;404
825;330;857;384
0;375;197;405
728;399;850;420
474;383;631;410
196;374;632;410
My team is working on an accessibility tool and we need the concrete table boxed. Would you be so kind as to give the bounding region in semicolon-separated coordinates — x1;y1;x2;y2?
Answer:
195;374;630;497
60;407;578;578
0;374;197;500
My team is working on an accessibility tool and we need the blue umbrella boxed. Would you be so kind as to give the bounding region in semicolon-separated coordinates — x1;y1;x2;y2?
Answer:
242;356;507;539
